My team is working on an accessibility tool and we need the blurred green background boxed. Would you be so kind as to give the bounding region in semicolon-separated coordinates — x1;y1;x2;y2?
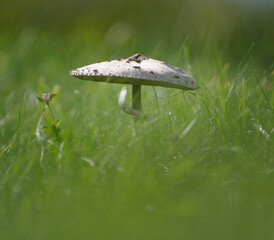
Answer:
1;0;274;63
0;0;273;240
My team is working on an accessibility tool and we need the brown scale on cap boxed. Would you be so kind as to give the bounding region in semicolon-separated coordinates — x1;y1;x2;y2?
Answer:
172;75;180;79
127;53;149;63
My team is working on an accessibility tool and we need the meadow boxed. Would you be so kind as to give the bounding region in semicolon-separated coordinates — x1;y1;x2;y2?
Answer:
0;0;273;239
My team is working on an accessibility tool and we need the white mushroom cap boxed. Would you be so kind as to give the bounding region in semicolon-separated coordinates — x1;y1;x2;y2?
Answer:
70;53;199;90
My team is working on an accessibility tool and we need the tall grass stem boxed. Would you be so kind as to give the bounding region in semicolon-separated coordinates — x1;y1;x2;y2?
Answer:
48;105;55;122
242;77;246;131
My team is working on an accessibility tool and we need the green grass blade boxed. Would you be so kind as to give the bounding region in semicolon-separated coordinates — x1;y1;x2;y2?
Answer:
242;77;246;131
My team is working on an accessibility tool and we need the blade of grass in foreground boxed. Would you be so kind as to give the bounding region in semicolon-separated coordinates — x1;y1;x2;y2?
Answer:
271;71;274;111
242;77;246;131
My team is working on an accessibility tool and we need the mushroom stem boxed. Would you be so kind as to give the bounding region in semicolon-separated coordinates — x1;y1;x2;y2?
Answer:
119;86;149;121
132;85;142;112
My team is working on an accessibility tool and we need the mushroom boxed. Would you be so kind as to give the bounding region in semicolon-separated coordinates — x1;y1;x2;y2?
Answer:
70;53;199;119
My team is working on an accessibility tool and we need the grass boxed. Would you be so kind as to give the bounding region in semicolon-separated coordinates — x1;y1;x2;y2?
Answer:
0;31;273;240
